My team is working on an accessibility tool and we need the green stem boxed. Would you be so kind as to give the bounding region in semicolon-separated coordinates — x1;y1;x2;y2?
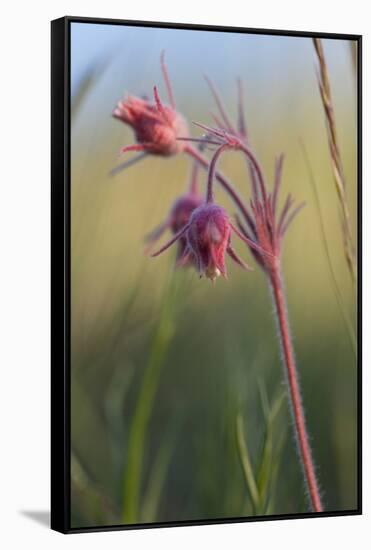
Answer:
235;413;260;514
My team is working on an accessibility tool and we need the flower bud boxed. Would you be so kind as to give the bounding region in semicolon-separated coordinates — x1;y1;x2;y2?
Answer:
113;91;188;157
187;204;231;281
151;200;252;280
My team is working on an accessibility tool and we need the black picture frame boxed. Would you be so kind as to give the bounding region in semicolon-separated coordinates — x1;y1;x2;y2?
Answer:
51;16;362;534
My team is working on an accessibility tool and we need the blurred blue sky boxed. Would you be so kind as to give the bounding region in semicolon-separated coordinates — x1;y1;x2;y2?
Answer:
71;22;354;105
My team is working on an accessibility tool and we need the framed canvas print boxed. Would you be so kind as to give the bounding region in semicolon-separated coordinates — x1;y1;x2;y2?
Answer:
51;16;362;534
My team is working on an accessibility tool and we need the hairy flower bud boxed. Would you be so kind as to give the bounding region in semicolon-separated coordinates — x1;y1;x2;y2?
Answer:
151;200;254;282
113;90;188;157
187;204;230;281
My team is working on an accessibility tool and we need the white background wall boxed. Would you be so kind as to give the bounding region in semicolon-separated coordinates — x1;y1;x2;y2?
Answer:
0;1;369;547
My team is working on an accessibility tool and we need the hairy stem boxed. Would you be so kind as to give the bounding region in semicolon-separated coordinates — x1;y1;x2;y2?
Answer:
238;143;268;205
207;143;232;203
184;144;251;221
269;264;323;512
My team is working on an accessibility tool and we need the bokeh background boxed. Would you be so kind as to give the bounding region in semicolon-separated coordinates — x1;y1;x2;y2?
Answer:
70;22;358;528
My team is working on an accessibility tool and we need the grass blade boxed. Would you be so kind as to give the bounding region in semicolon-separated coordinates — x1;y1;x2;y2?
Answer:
140;430;176;523
235;413;260;513
122;274;182;524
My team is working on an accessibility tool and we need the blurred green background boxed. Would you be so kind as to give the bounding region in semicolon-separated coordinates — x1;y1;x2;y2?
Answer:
70;23;358;528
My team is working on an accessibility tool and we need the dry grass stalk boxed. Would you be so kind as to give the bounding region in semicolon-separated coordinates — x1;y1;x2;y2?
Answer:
312;38;356;283
350;41;357;77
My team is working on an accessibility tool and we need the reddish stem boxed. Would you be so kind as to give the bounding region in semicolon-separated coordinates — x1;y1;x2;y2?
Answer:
206;143;231;203
184;144;250;220
239;143;268;206
188;159;200;195
269;265;323;513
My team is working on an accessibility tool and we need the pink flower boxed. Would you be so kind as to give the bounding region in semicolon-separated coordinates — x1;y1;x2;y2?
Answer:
113;53;188;157
187;204;231;280
113;91;188;156
151;202;254;282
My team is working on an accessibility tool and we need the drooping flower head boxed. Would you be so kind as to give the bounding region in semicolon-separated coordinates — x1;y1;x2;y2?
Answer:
151;200;257;282
150;142;265;282
113;52;188;158
186;203;232;281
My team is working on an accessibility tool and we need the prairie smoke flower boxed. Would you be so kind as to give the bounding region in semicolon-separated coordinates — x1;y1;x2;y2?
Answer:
113;91;188;156
113;53;188;157
151;202;255;282
187;203;251;281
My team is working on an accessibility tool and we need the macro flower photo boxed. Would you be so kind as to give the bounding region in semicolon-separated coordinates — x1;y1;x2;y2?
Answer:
69;21;359;530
